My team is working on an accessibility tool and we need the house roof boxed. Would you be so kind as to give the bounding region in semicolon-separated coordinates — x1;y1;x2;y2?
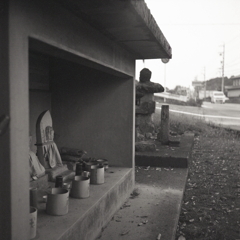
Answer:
231;75;240;80
57;0;172;60
225;86;240;91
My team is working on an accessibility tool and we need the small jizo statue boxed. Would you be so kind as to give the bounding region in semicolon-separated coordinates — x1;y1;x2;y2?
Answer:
36;110;63;169
29;136;45;180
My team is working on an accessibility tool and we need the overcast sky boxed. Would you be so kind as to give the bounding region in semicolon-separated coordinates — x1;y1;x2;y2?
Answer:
136;0;240;90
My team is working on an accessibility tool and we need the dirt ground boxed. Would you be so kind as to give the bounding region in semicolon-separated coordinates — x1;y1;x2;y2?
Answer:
175;133;240;240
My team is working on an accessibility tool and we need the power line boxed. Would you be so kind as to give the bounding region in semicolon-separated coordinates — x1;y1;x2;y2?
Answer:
220;44;225;91
160;23;240;26
225;33;240;44
225;62;240;69
226;69;240;73
225;56;240;66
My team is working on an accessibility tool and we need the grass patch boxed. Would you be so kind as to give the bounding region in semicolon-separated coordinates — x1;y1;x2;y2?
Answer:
153;111;239;139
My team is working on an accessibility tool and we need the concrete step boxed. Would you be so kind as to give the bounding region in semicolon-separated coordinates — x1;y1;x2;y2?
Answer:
135;133;194;168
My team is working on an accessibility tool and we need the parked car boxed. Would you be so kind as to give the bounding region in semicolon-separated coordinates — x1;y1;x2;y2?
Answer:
211;91;228;103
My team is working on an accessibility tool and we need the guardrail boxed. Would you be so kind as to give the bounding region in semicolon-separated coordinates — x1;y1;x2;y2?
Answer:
154;92;188;102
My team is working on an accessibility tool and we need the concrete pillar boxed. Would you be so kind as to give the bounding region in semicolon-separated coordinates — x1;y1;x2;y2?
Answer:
160;105;169;145
0;2;29;239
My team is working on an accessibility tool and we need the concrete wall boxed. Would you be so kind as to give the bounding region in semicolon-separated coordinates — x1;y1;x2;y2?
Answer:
0;1;30;239
0;0;135;239
228;89;240;97
29;91;51;150
51;58;134;167
28;53;134;167
29;52;52;151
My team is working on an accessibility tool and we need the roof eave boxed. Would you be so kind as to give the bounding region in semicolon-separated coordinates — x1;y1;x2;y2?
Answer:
57;0;172;60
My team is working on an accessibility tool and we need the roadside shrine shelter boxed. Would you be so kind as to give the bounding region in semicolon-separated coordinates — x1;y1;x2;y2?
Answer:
0;0;172;239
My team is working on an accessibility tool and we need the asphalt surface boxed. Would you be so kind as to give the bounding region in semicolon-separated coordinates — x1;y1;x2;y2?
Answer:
156;102;240;131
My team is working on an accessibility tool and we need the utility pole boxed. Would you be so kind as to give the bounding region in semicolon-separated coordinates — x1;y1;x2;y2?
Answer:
221;44;225;92
203;67;206;99
164;64;166;102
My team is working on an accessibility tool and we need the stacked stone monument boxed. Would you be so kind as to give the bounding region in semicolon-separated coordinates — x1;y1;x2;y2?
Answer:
135;68;164;152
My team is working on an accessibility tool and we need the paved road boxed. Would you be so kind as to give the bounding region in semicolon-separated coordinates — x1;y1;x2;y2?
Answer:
201;102;240;130
156;102;240;131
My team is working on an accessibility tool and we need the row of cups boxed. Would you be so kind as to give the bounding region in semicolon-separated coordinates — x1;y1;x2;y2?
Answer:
29;160;107;239
45;161;106;215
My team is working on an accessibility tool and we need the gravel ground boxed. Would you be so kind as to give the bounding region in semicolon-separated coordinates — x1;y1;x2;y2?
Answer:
176;133;240;240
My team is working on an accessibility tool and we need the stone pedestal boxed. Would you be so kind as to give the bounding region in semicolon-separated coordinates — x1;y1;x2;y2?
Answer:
135;141;156;152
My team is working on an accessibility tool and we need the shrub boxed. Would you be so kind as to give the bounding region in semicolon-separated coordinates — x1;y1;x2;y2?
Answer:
155;98;203;107
186;98;202;107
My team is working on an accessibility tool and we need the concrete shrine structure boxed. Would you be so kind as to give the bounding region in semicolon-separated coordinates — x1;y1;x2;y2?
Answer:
0;1;172;239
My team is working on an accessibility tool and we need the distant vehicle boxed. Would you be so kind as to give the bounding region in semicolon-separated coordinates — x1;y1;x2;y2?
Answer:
211;91;228;104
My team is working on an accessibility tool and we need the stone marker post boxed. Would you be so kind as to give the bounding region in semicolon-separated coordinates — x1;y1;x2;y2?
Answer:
160;105;169;145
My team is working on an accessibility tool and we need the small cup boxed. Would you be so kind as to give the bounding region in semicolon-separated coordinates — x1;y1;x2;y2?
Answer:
30;188;38;209
82;171;90;178
55;176;63;188
29;206;37;239
84;162;98;172
42;195;47;203
62;182;71;190
97;159;109;171
70;176;90;199
46;188;69;216
90;165;104;185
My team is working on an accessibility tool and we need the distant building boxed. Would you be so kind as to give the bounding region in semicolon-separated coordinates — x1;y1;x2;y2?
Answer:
174;86;188;96
199;90;213;99
225;75;240;98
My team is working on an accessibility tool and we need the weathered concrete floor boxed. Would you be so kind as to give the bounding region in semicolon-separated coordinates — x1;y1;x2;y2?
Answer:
98;167;188;240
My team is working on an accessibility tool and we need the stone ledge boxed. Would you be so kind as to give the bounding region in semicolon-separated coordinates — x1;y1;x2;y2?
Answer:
35;167;134;240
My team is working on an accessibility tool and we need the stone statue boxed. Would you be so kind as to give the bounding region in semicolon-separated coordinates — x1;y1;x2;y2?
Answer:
139;68;152;83
136;68;164;94
29;136;45;180
36;110;63;169
135;68;164;145
35;110;75;182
